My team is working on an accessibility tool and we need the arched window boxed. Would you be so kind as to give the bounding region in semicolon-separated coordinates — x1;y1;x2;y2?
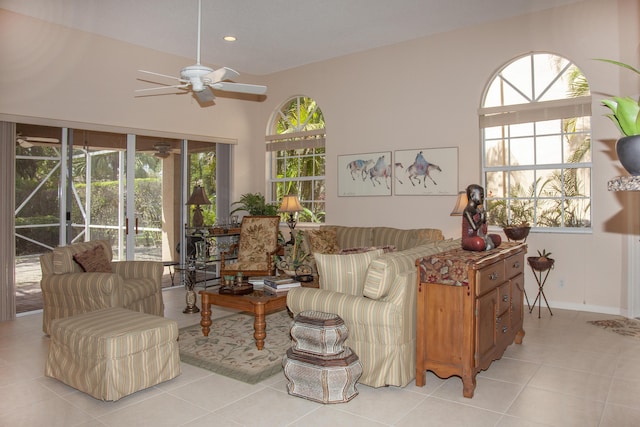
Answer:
266;96;326;223
480;53;592;230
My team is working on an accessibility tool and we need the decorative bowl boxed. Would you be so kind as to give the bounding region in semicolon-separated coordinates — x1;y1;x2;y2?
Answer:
527;256;555;271
503;226;531;242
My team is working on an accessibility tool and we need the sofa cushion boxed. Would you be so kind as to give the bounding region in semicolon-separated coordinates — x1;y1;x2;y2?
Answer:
325;226;373;249
53;240;113;275
315;249;384;296
73;244;113;273
372;227;443;251
363;239;461;300
306;228;340;254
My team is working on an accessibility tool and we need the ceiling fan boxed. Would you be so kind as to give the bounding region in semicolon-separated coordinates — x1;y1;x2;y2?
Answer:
152;142;172;158
135;0;267;106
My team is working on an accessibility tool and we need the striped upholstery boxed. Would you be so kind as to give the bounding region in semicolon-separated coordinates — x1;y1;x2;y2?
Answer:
40;241;164;335
363;239;461;300
45;307;180;401
372;227;444;251
315;249;384;296
287;238;463;388
52;240;113;274
327;226;373;249
303;225;445;273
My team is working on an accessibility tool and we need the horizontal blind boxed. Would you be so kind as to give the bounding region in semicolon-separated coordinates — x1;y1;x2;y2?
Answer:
478;96;592;128
266;129;325;152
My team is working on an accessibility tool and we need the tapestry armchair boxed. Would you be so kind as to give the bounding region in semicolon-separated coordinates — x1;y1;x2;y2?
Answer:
40;240;164;335
220;215;281;278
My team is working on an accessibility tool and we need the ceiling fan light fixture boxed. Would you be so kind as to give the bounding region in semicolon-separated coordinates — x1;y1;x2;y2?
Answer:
153;142;172;158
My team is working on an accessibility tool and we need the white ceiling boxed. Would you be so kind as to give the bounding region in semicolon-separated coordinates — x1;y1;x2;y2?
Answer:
2;0;585;75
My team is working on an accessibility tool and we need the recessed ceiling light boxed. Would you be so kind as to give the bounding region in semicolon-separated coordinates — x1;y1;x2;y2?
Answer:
223;35;237;42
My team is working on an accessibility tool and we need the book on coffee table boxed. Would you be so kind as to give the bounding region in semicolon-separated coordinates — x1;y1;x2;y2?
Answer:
263;286;292;295
264;277;301;290
247;276;272;288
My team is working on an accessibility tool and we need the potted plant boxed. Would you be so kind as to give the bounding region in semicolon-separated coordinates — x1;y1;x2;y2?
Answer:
596;59;640;175
488;197;532;242
230;192;279;216
528;249;555;271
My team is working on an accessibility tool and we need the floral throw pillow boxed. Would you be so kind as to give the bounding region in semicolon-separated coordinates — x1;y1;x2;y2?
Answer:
306;228;340;254
73;244;113;273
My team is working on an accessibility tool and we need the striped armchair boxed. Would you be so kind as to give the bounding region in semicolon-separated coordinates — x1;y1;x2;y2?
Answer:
287;237;462;388
40;240;164;335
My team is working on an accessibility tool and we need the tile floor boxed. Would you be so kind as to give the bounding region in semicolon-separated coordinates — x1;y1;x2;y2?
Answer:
1;287;639;427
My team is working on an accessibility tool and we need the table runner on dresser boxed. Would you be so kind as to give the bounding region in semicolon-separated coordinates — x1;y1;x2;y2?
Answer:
418;242;526;286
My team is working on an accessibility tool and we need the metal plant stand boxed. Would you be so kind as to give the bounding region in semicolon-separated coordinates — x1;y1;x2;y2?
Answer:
527;257;554;318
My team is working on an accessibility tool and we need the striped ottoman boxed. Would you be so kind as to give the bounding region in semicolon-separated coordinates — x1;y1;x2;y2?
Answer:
45;307;181;401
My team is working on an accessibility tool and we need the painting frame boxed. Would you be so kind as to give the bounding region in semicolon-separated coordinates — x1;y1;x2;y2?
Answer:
337;151;393;197
393;147;458;196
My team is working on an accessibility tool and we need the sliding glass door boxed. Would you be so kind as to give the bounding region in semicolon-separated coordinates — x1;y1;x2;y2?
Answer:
14;122;223;313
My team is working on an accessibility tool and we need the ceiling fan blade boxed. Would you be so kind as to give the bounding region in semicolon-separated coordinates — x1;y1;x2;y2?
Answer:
210;82;267;95
204;67;240;84
138;69;186;82
193;87;216;104
135;84;190;93
24;136;59;143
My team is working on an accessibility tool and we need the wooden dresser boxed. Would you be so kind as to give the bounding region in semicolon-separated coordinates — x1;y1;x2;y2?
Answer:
415;242;526;398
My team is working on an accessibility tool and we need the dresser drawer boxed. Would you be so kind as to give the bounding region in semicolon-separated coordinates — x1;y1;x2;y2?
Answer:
504;253;524;279
497;282;510;315
476;260;505;296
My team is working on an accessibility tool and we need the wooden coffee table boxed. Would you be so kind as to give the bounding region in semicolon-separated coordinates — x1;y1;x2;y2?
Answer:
198;288;288;350
199;278;319;350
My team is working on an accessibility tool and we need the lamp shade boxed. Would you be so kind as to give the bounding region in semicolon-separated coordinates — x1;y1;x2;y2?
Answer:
186;185;211;206
278;194;303;213
450;191;468;216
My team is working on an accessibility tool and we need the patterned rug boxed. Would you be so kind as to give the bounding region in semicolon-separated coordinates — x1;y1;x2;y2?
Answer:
587;317;640;339
179;310;293;384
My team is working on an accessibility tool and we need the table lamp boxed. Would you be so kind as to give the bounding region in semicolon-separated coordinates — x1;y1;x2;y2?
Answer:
186;185;211;227
279;194;303;245
450;191;468;216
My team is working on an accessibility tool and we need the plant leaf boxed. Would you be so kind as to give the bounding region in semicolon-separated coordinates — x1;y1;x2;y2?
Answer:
612;97;640;135
594;58;640;76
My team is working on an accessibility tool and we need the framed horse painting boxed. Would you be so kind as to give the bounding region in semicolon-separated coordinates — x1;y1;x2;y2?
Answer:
393;147;458;195
338;151;392;196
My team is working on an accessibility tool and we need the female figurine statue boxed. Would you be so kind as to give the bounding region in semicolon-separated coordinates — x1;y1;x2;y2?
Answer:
461;184;501;251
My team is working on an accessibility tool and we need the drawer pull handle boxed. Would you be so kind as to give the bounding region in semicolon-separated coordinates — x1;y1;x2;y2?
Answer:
489;272;499;281
513;261;520;268
502;295;509;302
502;326;508;334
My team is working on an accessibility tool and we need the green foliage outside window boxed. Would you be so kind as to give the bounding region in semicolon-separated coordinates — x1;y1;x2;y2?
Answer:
270;96;326;223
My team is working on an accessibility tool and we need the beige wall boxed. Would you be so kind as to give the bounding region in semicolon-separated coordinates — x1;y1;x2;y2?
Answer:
1;0;639;315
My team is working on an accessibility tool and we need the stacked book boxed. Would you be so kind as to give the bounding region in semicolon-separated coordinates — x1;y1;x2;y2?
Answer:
263;276;301;294
247;276;270;289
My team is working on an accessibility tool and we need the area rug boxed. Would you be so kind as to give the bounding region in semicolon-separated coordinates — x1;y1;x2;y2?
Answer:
179;310;293;384
587;317;640;339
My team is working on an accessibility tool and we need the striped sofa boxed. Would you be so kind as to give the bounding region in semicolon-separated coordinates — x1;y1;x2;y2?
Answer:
40;240;164;335
287;232;462;388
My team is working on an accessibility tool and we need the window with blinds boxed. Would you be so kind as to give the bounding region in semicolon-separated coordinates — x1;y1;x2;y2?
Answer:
480;53;592;230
